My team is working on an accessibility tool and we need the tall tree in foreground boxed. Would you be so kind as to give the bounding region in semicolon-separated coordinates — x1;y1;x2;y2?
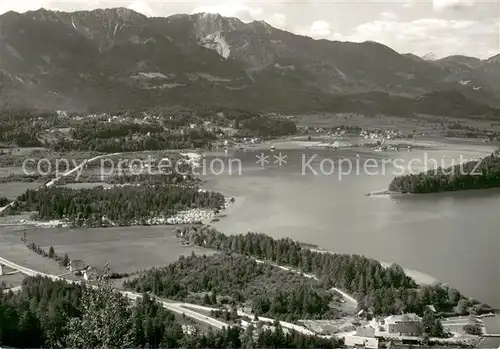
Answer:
65;278;134;348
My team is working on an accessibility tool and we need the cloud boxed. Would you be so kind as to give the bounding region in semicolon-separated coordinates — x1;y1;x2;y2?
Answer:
297;20;332;39
128;0;153;17
268;13;286;29
402;0;414;9
380;11;397;21
330;17;499;59
432;0;474;11
0;0;50;14
310;21;332;38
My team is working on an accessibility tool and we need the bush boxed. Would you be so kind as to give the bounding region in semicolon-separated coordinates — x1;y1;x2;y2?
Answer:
463;323;482;335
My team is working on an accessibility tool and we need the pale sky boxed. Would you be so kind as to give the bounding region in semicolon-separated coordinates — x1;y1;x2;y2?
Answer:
0;0;498;59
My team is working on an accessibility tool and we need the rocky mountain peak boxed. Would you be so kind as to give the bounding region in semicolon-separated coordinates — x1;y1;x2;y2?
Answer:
86;7;147;21
422;52;438;61
0;8;499;111
189;12;244;34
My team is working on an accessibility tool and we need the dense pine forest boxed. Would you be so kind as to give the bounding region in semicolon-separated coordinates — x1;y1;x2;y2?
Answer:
125;254;339;321
0;108;51;147
236;115;297;138
174;227;493;317
104;172;199;186
11;185;225;227
0;276;340;349
51;122;218;152
389;151;500;193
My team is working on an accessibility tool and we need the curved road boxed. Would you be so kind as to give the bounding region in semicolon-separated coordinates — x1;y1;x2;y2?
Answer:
179;303;316;335
0;256;321;335
0;255;229;329
254;259;358;306
0;152;121;214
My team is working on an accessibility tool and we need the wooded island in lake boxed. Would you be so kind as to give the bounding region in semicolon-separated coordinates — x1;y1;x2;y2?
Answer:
389;150;500;194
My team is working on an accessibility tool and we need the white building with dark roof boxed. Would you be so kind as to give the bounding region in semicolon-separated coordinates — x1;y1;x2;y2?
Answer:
384;314;422;336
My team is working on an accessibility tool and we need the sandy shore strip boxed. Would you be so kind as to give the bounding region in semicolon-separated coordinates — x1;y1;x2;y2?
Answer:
379;261;439;286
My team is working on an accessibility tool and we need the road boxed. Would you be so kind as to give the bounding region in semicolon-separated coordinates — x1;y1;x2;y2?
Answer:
0;255;231;329
331;287;358;305
0;256;76;283
254;259;358;307
120;292;228;329
179;303;315;335
0;255;322;334
0;152;121;214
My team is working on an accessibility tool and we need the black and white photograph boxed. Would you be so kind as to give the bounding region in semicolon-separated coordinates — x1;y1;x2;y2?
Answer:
0;0;499;348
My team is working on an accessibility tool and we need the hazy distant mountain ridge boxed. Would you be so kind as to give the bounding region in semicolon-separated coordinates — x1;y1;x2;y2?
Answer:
0;7;499;113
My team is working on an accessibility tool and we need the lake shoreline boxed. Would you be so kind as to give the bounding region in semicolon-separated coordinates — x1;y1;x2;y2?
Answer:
308;248;439;286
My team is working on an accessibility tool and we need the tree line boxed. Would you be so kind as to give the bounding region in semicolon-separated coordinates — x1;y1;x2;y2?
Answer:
0;276;341;348
26;242;70;268
124;253;339;321
12;185;225;227
174;227;493;317
236;116;297;138
389;152;500;193
104;172;199;186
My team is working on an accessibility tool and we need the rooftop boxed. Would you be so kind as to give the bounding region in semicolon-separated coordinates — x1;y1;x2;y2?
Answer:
385;313;421;324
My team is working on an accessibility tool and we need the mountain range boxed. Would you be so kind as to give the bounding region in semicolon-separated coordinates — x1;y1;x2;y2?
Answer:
1;7;499;116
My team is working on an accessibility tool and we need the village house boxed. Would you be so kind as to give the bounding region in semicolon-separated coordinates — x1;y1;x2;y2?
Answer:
344;325;379;349
68;259;85;273
345;334;379;349
385;314;423;336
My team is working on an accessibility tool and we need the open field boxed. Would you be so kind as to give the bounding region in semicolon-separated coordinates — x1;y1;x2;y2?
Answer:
0;225;215;275
483;315;500;334
299;319;358;335
0;270;26;289
0;182;40;199
0;226;72;276
0;167;29;178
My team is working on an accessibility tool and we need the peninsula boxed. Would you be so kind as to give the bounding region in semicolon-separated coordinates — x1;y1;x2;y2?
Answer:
389;150;500;194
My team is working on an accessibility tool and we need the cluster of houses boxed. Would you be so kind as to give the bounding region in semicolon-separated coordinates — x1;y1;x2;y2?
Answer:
359;129;401;140
345;313;424;349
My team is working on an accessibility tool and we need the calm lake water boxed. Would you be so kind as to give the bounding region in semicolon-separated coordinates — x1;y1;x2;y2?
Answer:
201;144;500;308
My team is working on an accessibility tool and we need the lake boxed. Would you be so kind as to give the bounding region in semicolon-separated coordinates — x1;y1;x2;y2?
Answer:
200;143;500;308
